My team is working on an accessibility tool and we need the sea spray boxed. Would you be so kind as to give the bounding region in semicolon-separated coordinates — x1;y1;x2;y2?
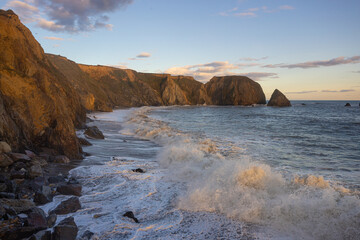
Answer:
123;106;360;240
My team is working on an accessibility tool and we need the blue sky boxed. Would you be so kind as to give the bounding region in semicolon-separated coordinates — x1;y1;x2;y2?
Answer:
2;0;360;100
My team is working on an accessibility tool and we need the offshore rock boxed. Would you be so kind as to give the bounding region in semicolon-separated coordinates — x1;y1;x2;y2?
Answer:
204;76;266;105
84;126;104;139
267;89;291;107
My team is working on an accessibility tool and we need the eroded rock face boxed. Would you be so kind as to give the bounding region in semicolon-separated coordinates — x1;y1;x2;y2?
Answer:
267;89;291;107
204;76;266;105
0;10;85;159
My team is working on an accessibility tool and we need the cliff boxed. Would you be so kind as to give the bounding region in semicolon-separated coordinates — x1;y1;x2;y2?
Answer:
0;10;85;158
1;9;270;159
204;76;266;105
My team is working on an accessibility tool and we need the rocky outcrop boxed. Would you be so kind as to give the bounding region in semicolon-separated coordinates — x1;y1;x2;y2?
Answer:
0;9;85;159
204;76;266;105
267;89;291;107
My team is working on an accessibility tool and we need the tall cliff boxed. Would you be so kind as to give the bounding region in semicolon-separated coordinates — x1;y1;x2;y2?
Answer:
0;10;85;158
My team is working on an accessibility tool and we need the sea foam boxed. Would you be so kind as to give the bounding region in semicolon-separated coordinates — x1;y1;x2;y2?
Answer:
123;107;360;240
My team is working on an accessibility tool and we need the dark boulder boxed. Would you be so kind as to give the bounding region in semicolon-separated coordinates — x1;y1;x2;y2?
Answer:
132;168;145;173
123;211;139;223
78;137;92;146
204;76;266;105
52;217;78;240
49;196;81;215
24;207;47;230
29;230;52;240
81;230;94;240
46;213;57;228
34;186;53;205
57;184;82;196
0;153;14;167
345;103;351;107
267;89;291;107
84;126;105;139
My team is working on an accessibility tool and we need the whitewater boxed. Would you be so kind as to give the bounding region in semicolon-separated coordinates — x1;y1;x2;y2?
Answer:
42;103;360;239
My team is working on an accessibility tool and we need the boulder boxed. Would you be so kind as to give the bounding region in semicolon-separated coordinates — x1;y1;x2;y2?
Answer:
49;196;81;215
0;141;11;153
345;103;351;107
204;76;266;105
54;155;70;164
34;186;53;205
0;198;35;213
46;213;57;228
29;230;52;240
29;164;43;178
52;217;78;240
0;153;14;167
57;184;82;196
48;175;66;184
25;150;37;158
78;137;92;146
267;89;291;107
123;211;139;223
84;126;105;139
24;207;47;230
9;153;31;162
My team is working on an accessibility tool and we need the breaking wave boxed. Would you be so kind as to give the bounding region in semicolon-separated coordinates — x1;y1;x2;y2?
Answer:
123;107;360;240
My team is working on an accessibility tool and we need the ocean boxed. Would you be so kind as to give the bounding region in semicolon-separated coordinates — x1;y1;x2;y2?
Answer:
43;101;360;239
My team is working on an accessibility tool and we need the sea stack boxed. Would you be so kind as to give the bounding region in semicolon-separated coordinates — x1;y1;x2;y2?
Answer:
267;89;291;107
204;76;266;105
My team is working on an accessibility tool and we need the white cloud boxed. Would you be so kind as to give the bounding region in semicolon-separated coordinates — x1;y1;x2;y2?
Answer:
44;36;64;41
36;18;64;31
279;5;295;10
136;52;151;58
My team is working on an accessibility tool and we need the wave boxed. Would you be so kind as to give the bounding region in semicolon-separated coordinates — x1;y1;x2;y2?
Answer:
123;107;360;240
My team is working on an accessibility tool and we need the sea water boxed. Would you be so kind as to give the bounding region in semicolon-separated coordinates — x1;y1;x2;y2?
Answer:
43;101;360;239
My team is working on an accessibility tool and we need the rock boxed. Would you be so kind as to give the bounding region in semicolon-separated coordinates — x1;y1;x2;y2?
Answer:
81;230;94;240
34;186;53;205
52;217;78;240
25;150;37;158
204;76;266;105
12;161;27;170
84;126;105;139
54;155;70;164
345;103;351;107
9;153;31;162
0;205;6;218
0;192;16;199
10;168;27;179
31;157;48;167
46;213;57;228
0;182;6;191
123;211;139;223
29;230;52;240
49;196;81;215
132;168;145;173
57;184;82;196
29;164;43;178
48;175;66;184
0;198;35;213
267;89;291;107
78;137;92;146
0;153;14;167
0;141;11;153
24;207;47;230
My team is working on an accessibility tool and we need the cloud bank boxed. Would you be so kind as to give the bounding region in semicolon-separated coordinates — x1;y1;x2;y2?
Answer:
5;0;133;32
264;56;360;69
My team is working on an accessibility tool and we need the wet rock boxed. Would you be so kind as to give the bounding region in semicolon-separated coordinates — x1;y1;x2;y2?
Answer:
29;164;43;178
52;216;78;240
46;213;57;228
123;211;139;223
78;137;92;146
0;153;14;167
29;230;52;240
132;168;145;173
84;126;104;139
10;168;27;179
48;175;66;184
31;157;48;167
0;225;38;240
267;89;291;107
24;207;47;230
54;155;70;164
57;184;82;196
68;178;79;185
49;196;81;215
81;230;94;240
0;192;15;199
0;198;35;213
0;141;11;153
9;153;31;162
11;161;27;170
34;186;52;205
25;150;37;158
345;103;351;107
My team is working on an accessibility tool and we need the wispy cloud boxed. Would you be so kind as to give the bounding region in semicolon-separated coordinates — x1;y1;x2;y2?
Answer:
286;91;318;94
129;52;151;60
322;89;355;93
165;61;277;82
44;36;64;41
219;5;295;17
4;0;133;32
240;57;268;61
264;56;360;69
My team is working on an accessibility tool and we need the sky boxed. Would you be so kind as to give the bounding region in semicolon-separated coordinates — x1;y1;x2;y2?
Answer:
1;0;360;100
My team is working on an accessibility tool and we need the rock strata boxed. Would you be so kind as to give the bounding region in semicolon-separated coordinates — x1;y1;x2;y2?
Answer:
267;89;291;107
